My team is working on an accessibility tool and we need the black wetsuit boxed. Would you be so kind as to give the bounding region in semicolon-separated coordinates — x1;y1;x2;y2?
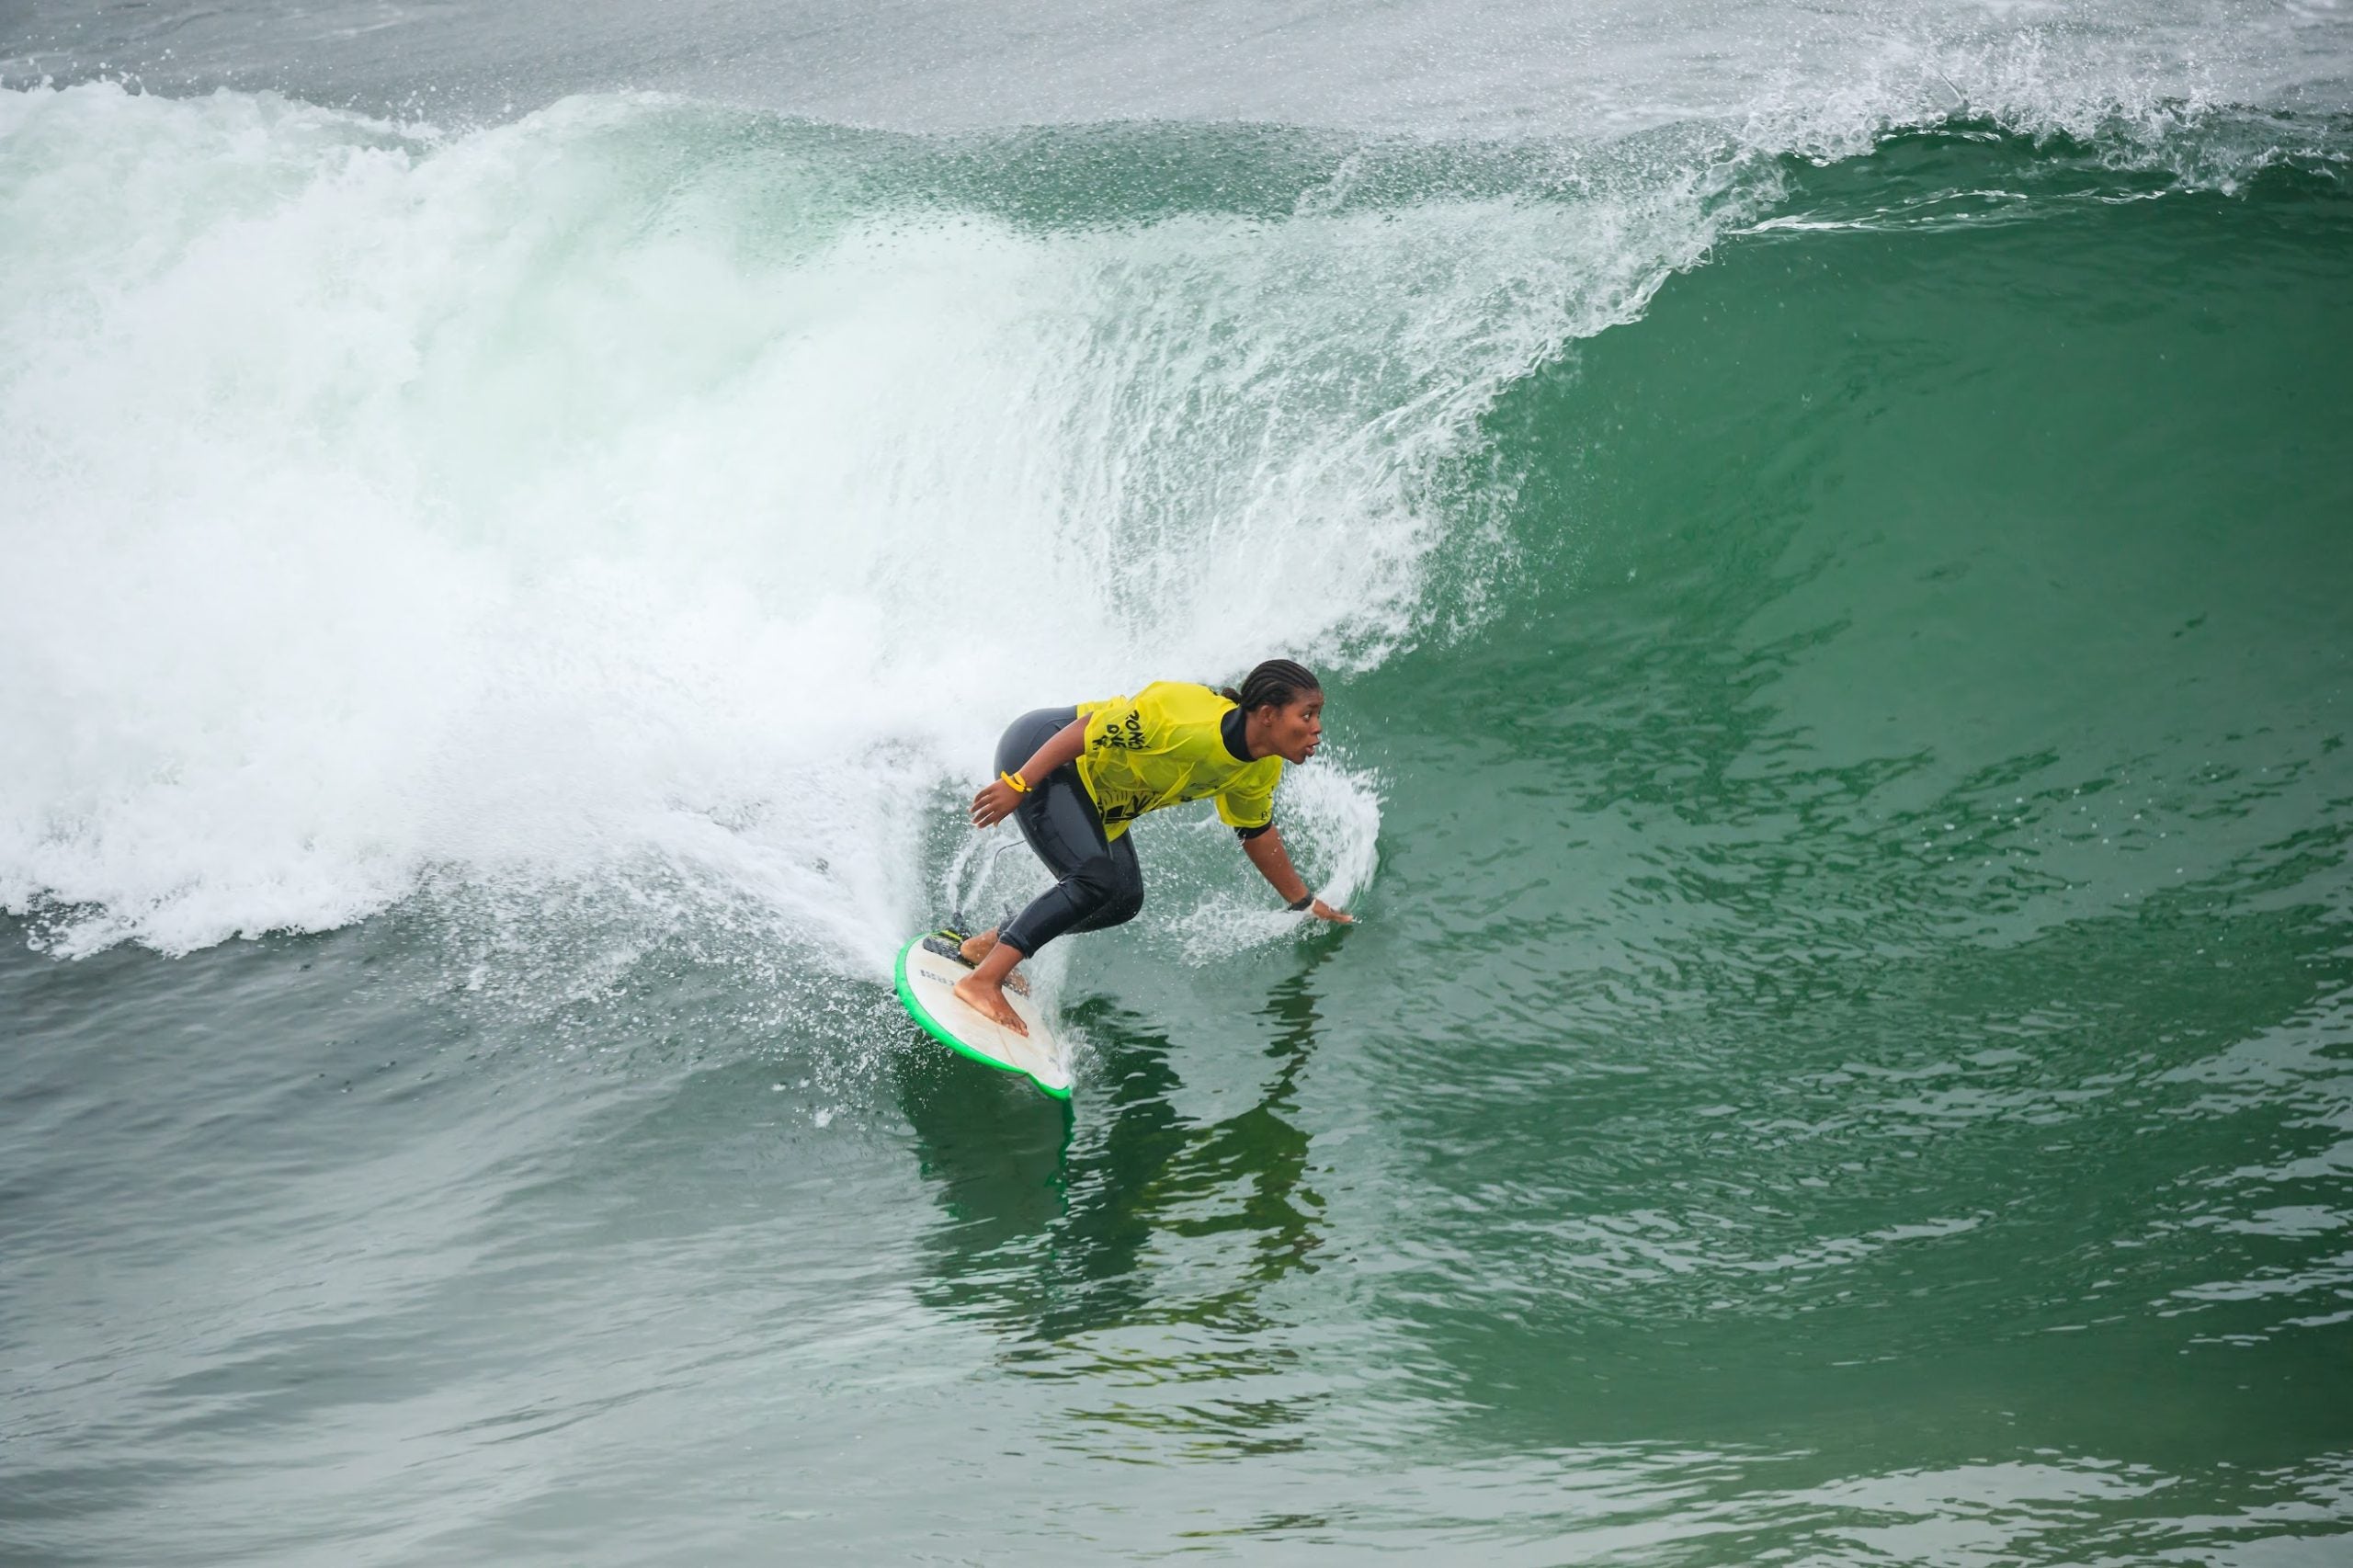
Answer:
993;703;1269;956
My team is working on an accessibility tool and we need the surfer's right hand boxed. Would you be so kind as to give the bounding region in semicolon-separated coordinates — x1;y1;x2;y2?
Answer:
971;779;1021;828
1308;899;1353;924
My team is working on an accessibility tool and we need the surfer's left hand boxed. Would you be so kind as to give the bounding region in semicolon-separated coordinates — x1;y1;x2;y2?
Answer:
971;779;1021;828
1308;899;1353;924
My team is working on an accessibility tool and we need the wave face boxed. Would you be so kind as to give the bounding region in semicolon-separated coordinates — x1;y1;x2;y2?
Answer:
4;79;2345;966
4;12;2353;1563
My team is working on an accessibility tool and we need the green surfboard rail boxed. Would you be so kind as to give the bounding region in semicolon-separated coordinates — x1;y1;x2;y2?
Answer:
893;935;1072;1101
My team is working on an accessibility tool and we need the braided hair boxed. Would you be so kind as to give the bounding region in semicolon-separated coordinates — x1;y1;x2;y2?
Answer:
1219;658;1322;713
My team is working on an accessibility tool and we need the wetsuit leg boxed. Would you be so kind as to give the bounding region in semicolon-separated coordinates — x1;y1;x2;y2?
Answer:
991;707;1145;956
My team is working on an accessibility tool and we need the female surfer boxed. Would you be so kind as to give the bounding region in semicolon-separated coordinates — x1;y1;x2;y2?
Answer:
948;658;1351;1034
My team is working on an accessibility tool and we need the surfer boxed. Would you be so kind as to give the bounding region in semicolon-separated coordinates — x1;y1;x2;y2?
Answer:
949;658;1352;1034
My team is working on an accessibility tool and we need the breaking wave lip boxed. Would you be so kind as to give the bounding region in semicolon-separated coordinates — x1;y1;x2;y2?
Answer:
0;64;2337;970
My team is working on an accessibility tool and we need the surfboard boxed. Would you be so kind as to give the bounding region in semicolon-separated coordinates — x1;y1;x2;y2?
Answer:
893;933;1074;1101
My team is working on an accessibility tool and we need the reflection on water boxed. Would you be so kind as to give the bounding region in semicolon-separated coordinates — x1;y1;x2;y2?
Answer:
895;939;1343;1456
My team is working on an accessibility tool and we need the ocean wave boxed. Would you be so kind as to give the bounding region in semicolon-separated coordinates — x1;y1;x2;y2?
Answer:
0;84;1739;960
0;74;2342;966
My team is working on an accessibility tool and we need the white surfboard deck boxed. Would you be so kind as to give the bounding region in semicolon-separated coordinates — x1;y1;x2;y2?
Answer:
893;934;1073;1100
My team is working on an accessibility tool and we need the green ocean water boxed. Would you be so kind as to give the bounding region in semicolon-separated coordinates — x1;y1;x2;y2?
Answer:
5;76;2353;1566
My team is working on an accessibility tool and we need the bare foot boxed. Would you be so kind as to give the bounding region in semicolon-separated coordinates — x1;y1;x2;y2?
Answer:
952;973;1029;1036
957;930;1029;994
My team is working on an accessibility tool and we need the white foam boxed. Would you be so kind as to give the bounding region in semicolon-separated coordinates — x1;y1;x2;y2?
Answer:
0;85;1733;966
12;0;2344;142
1163;755;1387;965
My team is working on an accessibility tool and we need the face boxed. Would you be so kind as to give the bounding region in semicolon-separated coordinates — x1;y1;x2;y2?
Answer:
1261;690;1324;765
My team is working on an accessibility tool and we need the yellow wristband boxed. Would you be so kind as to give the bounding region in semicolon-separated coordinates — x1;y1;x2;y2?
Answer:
999;771;1029;794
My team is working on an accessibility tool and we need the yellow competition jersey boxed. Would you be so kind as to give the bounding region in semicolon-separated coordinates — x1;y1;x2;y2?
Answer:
1074;682;1284;842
